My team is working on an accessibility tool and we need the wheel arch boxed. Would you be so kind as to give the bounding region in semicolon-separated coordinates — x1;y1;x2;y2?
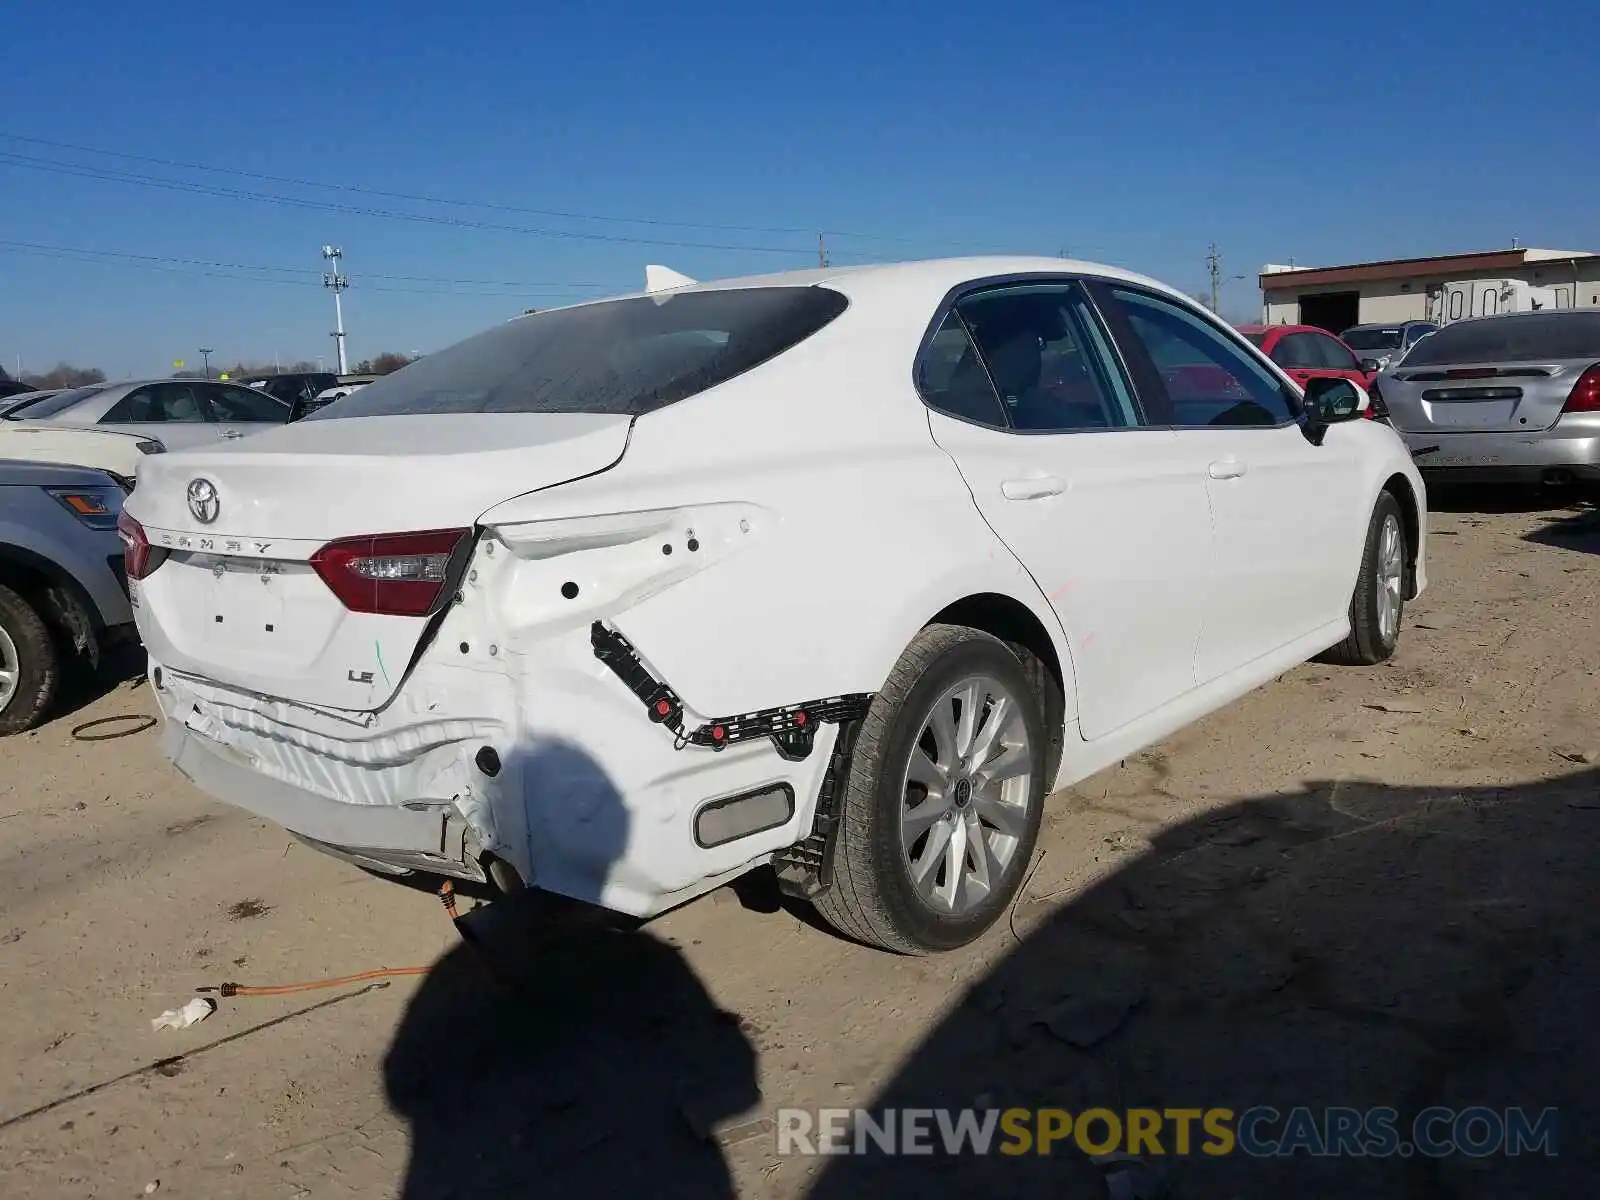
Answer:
1380;471;1421;598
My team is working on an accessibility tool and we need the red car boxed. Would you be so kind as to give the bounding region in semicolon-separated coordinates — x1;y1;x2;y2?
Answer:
1238;324;1375;386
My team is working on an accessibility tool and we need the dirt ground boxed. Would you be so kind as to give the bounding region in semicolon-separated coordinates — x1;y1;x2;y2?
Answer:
3;488;1597;1199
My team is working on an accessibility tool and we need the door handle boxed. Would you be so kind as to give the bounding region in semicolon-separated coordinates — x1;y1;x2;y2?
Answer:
1000;475;1066;500
1207;460;1247;480
220;429;245;439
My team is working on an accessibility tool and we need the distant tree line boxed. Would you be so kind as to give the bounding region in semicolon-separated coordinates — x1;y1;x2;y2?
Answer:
14;362;108;389
167;352;419;381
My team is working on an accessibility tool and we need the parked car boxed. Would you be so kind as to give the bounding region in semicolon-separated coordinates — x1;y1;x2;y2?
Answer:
1238;324;1376;389
0;379;36;402
2;378;298;452
0;421;160;487
306;373;381;413
121;257;1427;953
0;388;60;417
0;459;136;734
1341;321;1438;373
1379;309;1600;486
235;372;339;411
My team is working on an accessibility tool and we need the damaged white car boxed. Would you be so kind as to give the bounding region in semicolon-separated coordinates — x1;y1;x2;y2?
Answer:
121;257;1427;953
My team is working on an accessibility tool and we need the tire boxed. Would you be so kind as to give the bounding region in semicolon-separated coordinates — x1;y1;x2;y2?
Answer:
0;583;60;736
1322;491;1407;667
813;624;1049;954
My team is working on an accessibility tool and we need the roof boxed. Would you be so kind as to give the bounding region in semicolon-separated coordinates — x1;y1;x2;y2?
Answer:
583;256;1186;309
1258;248;1600;291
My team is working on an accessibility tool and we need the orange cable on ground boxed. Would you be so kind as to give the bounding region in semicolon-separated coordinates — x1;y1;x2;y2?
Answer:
197;881;466;999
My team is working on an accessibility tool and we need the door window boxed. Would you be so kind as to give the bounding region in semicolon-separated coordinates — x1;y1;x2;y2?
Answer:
915;312;1010;428
205;383;293;422
1313;334;1362;372
101;383;209;424
1106;288;1298;427
952;283;1141;432
1270;332;1322;370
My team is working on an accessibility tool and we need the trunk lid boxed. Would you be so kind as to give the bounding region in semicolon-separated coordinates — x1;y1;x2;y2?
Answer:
1382;359;1590;434
126;413;631;711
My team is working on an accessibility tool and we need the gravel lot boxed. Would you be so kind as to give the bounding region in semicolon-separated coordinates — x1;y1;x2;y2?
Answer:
3;490;1597;1199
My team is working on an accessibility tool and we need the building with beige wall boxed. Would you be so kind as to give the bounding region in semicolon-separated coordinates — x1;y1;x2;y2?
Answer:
1258;248;1600;333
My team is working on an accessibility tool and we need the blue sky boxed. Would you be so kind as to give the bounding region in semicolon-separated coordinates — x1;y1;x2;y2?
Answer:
3;0;1597;378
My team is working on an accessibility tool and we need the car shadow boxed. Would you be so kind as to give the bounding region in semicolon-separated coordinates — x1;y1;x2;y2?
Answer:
383;737;759;1200
804;770;1597;1199
44;637;148;727
1423;481;1592;515
1524;497;1600;556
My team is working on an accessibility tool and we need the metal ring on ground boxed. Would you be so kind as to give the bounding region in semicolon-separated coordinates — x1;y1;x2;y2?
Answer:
70;714;158;742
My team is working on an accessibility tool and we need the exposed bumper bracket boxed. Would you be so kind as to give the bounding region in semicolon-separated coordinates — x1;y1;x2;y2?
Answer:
590;621;872;761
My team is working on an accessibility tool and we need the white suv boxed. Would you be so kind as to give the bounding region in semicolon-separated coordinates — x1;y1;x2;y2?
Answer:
122;258;1427;953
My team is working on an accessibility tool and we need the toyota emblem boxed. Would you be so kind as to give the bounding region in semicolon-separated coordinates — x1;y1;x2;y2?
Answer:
187;477;220;524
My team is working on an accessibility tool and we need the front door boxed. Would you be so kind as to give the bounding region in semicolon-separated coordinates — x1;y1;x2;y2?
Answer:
918;280;1214;740
1097;285;1360;683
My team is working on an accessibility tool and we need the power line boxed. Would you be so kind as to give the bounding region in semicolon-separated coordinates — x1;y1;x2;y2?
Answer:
0;131;947;246
0;239;616;298
0;238;614;291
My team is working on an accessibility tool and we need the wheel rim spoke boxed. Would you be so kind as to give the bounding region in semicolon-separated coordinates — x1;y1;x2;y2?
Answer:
900;670;1035;919
973;788;1027;839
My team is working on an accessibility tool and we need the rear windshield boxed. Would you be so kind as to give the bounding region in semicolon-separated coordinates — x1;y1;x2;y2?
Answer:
1342;327;1404;352
313;286;849;419
1240;331;1267;348
2;385;107;419
1401;312;1600;366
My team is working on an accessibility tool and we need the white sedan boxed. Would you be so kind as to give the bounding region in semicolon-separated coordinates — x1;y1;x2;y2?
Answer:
120;257;1427;953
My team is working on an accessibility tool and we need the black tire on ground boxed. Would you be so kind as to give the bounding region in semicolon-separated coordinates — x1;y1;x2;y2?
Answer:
1321;490;1406;667
0;583;60;736
812;623;1049;954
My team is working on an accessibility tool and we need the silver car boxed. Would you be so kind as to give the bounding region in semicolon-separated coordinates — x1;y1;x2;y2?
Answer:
1342;321;1438;373
1379;310;1600;485
1;378;297;451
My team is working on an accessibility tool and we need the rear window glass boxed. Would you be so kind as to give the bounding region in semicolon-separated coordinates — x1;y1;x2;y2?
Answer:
1402;313;1600;365
1342;327;1404;352
2;385;107;419
314;287;849;419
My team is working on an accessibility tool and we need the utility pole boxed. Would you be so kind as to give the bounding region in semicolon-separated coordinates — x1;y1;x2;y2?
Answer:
198;348;213;379
322;245;350;375
1206;242;1222;313
818;232;829;269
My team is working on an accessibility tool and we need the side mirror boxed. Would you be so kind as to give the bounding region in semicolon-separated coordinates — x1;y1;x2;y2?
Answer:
1360;358;1381;373
1302;378;1366;443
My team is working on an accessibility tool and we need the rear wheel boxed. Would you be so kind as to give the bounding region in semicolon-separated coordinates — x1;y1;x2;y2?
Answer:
0;584;60;736
813;624;1048;954
1322;491;1406;666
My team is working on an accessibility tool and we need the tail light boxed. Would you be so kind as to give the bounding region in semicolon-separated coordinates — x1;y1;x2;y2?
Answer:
1366;381;1388;422
311;528;470;616
1561;364;1600;414
116;511;167;580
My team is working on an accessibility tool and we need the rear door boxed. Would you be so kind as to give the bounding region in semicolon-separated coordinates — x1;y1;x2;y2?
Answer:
99;381;223;450
919;279;1214;740
1096;284;1361;681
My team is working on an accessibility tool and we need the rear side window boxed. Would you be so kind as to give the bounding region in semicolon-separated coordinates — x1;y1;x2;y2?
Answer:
1402;312;1600;365
4;385;106;419
316;287;849;419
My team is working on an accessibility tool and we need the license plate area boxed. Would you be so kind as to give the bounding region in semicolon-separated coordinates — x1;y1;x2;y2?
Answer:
170;553;337;666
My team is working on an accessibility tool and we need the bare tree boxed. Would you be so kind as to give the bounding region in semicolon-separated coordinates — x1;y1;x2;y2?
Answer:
22;363;108;389
353;352;416;376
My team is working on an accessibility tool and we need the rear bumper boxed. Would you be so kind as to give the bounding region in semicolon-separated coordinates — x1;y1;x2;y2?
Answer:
1400;413;1600;478
148;621;841;919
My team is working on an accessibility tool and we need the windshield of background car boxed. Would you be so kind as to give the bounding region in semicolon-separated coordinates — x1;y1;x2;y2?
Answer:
314;286;850;418
1400;312;1600;366
1342;327;1404;352
1;384;107;419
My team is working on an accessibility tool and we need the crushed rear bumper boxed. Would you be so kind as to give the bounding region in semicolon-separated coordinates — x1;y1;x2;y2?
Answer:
1401;412;1600;479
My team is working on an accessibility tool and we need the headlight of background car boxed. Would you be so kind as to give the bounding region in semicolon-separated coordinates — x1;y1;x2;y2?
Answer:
45;485;124;531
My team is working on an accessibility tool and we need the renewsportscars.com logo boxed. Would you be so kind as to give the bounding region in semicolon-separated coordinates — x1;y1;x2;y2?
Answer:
776;1106;1560;1159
